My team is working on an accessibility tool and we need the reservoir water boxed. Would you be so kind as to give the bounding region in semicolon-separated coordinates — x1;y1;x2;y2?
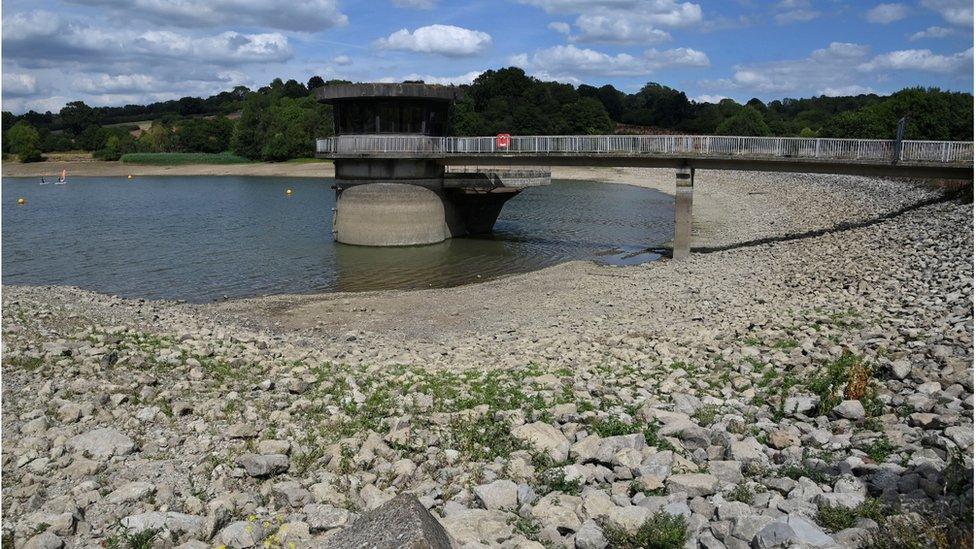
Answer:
2;176;673;302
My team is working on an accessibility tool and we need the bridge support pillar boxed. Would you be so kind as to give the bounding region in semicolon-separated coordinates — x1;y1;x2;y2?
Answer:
673;166;694;260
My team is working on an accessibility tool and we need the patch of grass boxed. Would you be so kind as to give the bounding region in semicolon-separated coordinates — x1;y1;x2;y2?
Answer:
726;483;754;504
862;513;972;549
104;524;159;549
448;414;525;462
510;515;542;539
864;435;895;462
604;511;688;549
3;355;45;371
586;416;640;437
773;338;799;350
692;405;720;425
120;152;252;165
535;467;582;496
778;463;832;484
817;498;892;532
942;447;972;497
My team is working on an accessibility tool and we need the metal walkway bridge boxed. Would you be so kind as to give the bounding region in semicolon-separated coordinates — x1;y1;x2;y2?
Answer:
317;134;974;180
317;134;972;259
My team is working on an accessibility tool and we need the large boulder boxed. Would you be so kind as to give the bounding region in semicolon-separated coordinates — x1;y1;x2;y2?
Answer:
327;494;453;548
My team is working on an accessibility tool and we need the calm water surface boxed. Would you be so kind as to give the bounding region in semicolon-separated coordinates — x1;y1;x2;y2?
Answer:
2;176;673;302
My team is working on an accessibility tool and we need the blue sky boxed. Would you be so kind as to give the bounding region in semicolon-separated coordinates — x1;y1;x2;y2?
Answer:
2;0;973;113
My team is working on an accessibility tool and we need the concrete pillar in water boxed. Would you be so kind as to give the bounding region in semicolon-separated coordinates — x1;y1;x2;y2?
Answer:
333;183;456;246
673;166;694;260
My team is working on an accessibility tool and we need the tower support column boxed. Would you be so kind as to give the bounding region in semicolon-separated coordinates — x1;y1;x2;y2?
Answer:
673;166;694;260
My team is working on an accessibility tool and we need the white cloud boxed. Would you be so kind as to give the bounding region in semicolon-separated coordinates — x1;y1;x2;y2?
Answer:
571;15;672;44
378;70;482;85
3;73;38;97
818;85;876;96
392;0;436;7
693;94;728;103
909;26;954;40
73;73;159;94
866;3;909;24
859;47;974;72
548;21;571;34
333;55;352;65
375;25;492;56
64;0;348;32
522;0;700;44
920;0;973;26
811;42;871;60
511;44;708;78
1;10;285;113
702;41;973;98
3;11;293;67
773;0;820;25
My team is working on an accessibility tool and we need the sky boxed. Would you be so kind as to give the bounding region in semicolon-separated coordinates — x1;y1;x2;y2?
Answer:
2;0;974;114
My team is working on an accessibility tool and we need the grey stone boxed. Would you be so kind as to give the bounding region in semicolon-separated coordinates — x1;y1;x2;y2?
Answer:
513;422;570;462
575;519;608;549
890;360;911;380
751;515;834;548
66;428;134;459
709;460;744;487
23;532;63;549
327;494;452;548
218;521;265;548
303;504;349;532
121;512;203;537
238;454;289;477
946;425;974;448
605;505;652;536
833;400;865;420
666;473;719;498
107;481;156;504
729;438;768;465
474;479;518;510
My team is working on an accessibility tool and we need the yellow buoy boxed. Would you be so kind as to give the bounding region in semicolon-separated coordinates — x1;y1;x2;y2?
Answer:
17;198;26;205
285;188;293;196
127;175;133;179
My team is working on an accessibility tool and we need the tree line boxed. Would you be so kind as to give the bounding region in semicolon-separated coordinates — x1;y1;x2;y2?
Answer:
2;69;971;163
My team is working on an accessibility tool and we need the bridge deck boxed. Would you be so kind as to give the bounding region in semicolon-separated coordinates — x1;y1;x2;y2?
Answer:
317;135;974;179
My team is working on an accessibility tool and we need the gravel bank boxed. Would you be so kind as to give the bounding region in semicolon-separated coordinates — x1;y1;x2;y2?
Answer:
2;170;972;548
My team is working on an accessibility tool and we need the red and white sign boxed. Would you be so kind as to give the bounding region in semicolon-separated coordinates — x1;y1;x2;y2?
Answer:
496;133;511;148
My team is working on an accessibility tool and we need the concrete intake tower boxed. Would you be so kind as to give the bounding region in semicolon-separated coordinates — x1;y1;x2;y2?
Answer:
314;82;549;246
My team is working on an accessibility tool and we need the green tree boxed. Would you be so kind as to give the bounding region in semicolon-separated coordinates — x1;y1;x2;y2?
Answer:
141;123;177;152
59;101;98;134
715;107;772;136
307;75;326;91
78;124;109;151
231;92;272;159
563;97;614;134
7;121;43;162
232;90;332;161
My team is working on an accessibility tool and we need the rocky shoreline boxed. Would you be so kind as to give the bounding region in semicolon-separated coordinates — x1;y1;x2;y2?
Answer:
2;170;973;548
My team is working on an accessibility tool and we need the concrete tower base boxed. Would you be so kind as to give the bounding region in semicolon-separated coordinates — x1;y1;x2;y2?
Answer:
334;183;454;246
333;183;524;246
331;159;549;247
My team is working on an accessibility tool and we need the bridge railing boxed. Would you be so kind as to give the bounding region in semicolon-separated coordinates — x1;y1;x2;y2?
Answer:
316;135;974;164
